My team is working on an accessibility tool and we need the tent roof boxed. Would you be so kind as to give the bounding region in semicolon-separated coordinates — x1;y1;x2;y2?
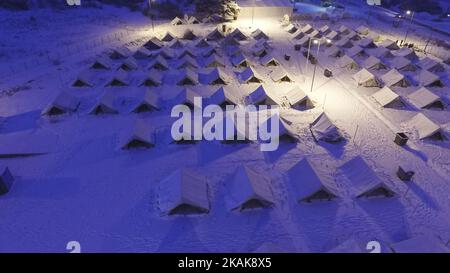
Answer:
239;67;264;83
251;29;269;40
207;86;237;105
372;86;400;107
168;38;185;49
390;56;414;70
392;47;416;59
415;70;441;87
408;113;441;139
207;28;225;41
390;235;449;253
325;45;342;57
171;16;184;25
270;67;293;82
347;45;365;57
177;68;199;85
161;31;176;42
408;87;441;109
380;39;398;49
182;29;197;40
231;53;250;67
285;86;308;106
310;112;342;142
352;68;377;85
201;67;229;85
381;69;406;87
301;24;313;33
356;25;369;35
119;119;155;149
260;54;280;66
229;28;248;41
246;84;269;104
417;57;444;72
106;69;130;86
370;46;393;58
91;55;113;69
326;30;339;40
144;37;163;50
358;37;374;48
338;55;358;68
42;92;79;115
363;55;384;69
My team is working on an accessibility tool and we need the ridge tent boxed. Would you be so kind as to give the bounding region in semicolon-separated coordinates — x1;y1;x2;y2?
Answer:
260;54;280;66
131;90;160;113
177;68;199;86
245;85;272;105
109;46;131;60
187;16;200;24
149;55;169;70
168;38;185;49
194;38;211;48
392;47;417;60
239;67;264;84
72;70;95;87
325;30;340;41
310;113;343;143
229;28;248;41
292;29;305;40
177;47;197;59
251;29;269;40
308;29;322;39
270;67;293;83
202;47;222;58
143;37;163;51
372;87;403;107
118;56;138;71
380;39;399;50
171;16;184;25
337;55;359;70
177;55;199;69
340;156;395;198
347;45;366;57
389;56;417;71
259;116;297;142
325;45;343;58
119;119;155;150
182;29;197;40
133;46;152;59
139;69;163;87
220;36;241;48
319;25;331;35
408;87;444;109
346;31;361;41
42;92;80;116
390;235;449;253
158;169;209;216
253;44;270;57
363;56;387;70
204;54;226;68
381;69;409;87
0;166;14;195
301;24;314;34
105;69;130;87
201;67;229;85
161;31;176;42
407;113;444;140
226;165;275;211
417;57;444;73
206;86;237;107
90;55;112;70
335;37;353;48
285;86;313;109
285;23;298;34
88;92;119;115
371;46;394;59
206;28;225;41
358;37;376;48
356;25;369;35
158;47;175;59
415;70;443;87
338;25;350;35
287;158;339;202
231;53;251;68
352;68;381;87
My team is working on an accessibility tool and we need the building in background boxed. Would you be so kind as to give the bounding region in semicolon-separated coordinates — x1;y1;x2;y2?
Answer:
237;0;294;19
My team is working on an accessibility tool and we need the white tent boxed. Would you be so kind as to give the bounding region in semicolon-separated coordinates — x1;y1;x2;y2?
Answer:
389;56;417;71
239;67;264;83
415;70;443;87
417;57;444;72
131;91;160;113
148;55;169;70
335;37;353;48
347;45;366;57
310;112;343;143
204;54;226;68
352;68;380;87
133;46;152;59
380;39;399;50
139;69;163;87
370;46;394;59
168;38;185;49
363;56;387;70
182;29;198;40
89;92;118;115
105;69;130;87
42;92;80;116
252;29;269;40
177;55;199;69
158;47;175;60
144;37;163;51
285;23;298;34
356;25;369;35
308;29;322;39
390;235;449;253
381;69;409;87
0;165;14;195
171;16;184;25
118;56;138;71
408;87;444;109
177;68;199;86
222;109;254;143
229;28;248;41
325;30;340;41
301;24;314;34
221;36;241;48
194;38;211;48
408;113;444;140
294;36;310;48
259;115;297;141
226;165;275;211
319;25;331;34
206;86;237;107
346;31;361;41
231;53;251;68
158;169;209;215
119;119;155;150
109;46;131;60
338;55;359;70
206;28;225;41
392;47;417;60
245;85;272;105
292;29;305;40
260;54;280;66
186;16;200;24
287;158;339;202
340;156;395;198
270;67;293;83
285;86;313;109
358;37;376;48
338;25;350;35
201;67;229;85
72;70;95;87
161;31;176;42
202;46;222;58
177;47;197;59
325;45;343;58
90;55;113;70
372;87;402;107
253;44;270;57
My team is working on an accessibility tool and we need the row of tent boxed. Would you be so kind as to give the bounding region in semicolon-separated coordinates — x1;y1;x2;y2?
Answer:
157;155;397;216
372;86;445;110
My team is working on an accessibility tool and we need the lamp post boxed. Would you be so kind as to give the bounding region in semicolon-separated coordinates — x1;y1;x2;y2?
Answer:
149;0;155;32
402;10;414;45
251;0;255;27
308;38;331;93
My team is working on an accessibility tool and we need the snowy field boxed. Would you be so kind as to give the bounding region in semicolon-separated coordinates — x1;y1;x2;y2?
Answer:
0;4;449;253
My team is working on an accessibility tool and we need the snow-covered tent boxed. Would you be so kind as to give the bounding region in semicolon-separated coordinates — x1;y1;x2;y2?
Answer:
408;87;444;109
109;46;131;60
319;25;331;35
177;47;197;59
72;71;95;87
139;69;163;87
158;169;209;215
325;45;343;58
186;16;200;24
287;158;339;202
381;69;409;87
346;31;361;41
347;45;366;58
181;29;197;40
177;68;199;86
226;165;275;211
176;88;201;108
408;113;445;140
294;36;310;48
338;55;359;70
335;37;353;48
105;69;130;87
204;54;226;68
148;55;169;70
352;68;380;87
292;29;305;40
133;46;152;59
371;46;394;59
285;23;298;34
325;30;340;41
372;87;403;107
340;156;395;198
231;53;251;68
206;28;225;41
131;90;160;113
270;67;293;83
380;39;399;50
118;56;138;71
202;46;222;58
119;120;155;150
194;38;211;48
88;93;118;115
338;25;350;35
171;16;184;25
260;54;280;67
356;25;369;35
202;67;229;85
252;29;269;40
390;235;449;253
415;70;444;87
158;47;175;59
245;85;272;105
0;166;14;195
285;86;313;109
253;44;270;57
327;238;370;253
363;56;387;70
206;86;237;107
90;55;113;70
161;31;176;42
168;38;185;49
358;37;376;48
390;56;417;71
221;36;241;48
239;67;264;84
42;92;80;116
417;57;445;73
229;28;248;41
308;29;322;39
144;37;163;51
310;113;343;143
392;47;417;60
177;55;199;69
301;24;314;34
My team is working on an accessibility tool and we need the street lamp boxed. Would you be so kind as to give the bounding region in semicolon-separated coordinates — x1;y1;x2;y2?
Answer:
402;10;414;45
307;38;331;93
149;0;155;32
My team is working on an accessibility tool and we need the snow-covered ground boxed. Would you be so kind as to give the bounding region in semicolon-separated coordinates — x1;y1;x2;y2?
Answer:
0;4;449;253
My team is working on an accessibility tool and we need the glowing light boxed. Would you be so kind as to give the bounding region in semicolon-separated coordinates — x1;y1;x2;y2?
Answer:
406;10;411;15
313;39;319;44
326;39;331;44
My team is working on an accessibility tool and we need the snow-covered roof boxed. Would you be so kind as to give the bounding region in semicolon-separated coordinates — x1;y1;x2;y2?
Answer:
285;86;309;107
149;55;169;70
392;47;417;60
131;90;160;112
390;235;449;253
363;56;386;70
338;25;350;34
239;67;264;83
270;67;293;82
381;69;408;87
139;69;163;87
161;31;176;42
308;29;321;39
372;86;400;107
389;56;416;71
294;35;310;47
408;87;443;109
133;46;152;59
171;16;184;25
287;158;339;202
206;28;225;41
417;57;444;72
177;47;197;59
325;30;339;40
158;47;175;59
158;168;209;215
246;85;270;105
358;37;375;48
109;46;131;60
119;119;155;150
186;16;200;24
260;54;280;66
89;92;118;115
415;70;443;87
380;39;399;50
229;28;248;41
72;70;95;87
352;68;380;87
370;46;394;59
356;25;369;35
105;69;130;87
325;45;343;57
144;37;163;51
335;37;353;48
201;67;229;85
194;38;211;48
90;55;113;70
251;29;269;40
42;92;80;116
231;53;251;67
408;113;442;140
285;23;298;34
119;56;138;71
310;113;342;143
182;29;197;40
347;45;365;57
338;55;359;69
301;24;313;34
226;165;275;211
292;29;305;40
177;55;199;69
204;53;226;68
319;25;330;34
177;68;199;85
206;86;237;106
340;156;395;198
168;38;185;49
